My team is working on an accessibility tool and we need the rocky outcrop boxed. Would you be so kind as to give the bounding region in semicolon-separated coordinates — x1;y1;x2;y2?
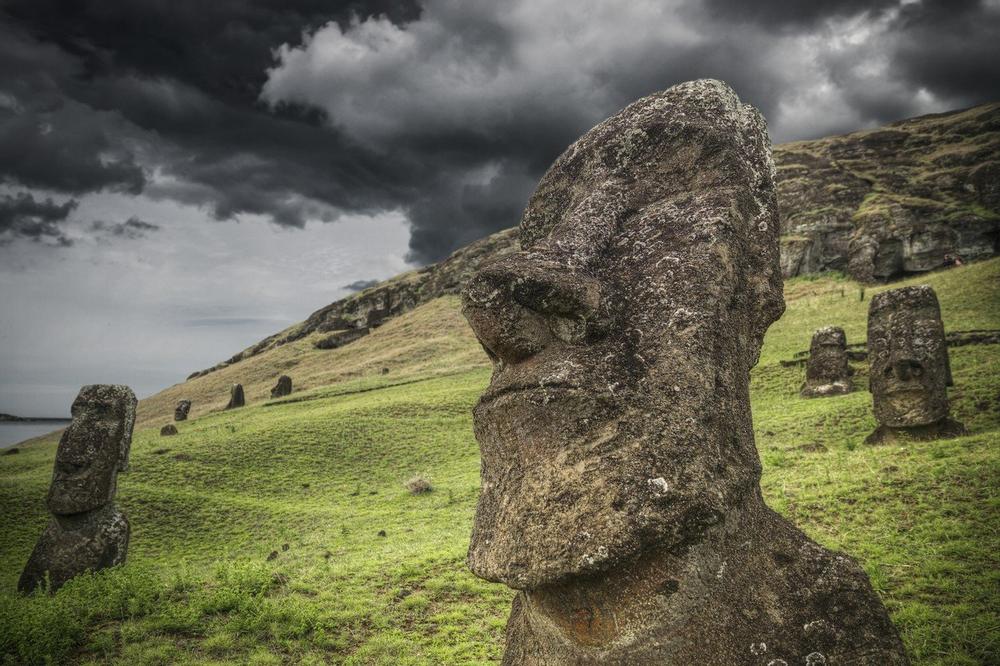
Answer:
777;104;1000;281
187;104;999;381
462;79;906;664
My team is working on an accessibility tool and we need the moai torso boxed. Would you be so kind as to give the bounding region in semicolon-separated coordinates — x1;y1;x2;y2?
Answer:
866;286;965;444
801;326;853;397
462;80;908;665
19;385;136;593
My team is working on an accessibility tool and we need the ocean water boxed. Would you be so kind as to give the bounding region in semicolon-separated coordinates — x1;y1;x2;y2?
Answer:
0;422;66;449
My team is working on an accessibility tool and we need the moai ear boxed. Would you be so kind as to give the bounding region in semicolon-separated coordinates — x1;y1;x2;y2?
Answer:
118;387;138;473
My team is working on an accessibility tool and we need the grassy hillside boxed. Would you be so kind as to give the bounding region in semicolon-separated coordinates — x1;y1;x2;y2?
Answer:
1;258;999;665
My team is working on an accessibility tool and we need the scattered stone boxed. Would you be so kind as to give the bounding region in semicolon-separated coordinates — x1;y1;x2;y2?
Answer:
461;80;907;663
160;424;178;437
866;285;967;444
800;326;853;397
381;367;390;375
19;385;137;594
266;550;278;561
3;447;19;455
377;530;387;537
226;383;245;410
272;572;289;586
281;543;290;552
153;448;170;455
174;399;192;422
173;453;192;462
404;476;433;494
270;375;292;398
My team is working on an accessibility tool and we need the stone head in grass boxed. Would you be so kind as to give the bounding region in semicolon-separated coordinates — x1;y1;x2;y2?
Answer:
800;325;853;397
866;285;966;444
20;384;136;594
463;80;908;664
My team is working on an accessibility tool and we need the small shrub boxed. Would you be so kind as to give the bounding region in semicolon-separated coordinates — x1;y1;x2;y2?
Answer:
404;475;433;494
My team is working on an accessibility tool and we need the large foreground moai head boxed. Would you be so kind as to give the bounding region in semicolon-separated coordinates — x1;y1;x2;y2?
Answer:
462;79;784;589
800;326;853;397
462;81;908;664
867;285;965;441
20;385;136;594
48;385;137;515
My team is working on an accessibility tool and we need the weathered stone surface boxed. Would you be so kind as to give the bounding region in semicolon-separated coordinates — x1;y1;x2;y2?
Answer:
462;80;907;664
865;285;966;444
160;424;178;436
314;327;369;350
226;383;245;410
174;400;191;422
19;385;136;593
270;375;292;398
800;326;853;397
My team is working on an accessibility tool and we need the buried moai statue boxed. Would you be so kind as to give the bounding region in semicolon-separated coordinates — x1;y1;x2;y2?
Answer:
270;375;292;398
866;285;966;444
19;385;137;594
800;326;854;397
174;399;191;421
462;80;908;664
226;383;245;410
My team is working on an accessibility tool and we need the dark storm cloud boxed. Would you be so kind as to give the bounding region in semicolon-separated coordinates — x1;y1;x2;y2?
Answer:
90;217;160;240
2;0;999;264
0;193;77;245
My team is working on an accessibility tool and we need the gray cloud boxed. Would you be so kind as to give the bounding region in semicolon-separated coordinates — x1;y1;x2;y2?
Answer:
0;193;77;245
90;216;160;240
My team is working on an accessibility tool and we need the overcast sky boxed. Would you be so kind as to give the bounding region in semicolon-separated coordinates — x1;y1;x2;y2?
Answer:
1;0;998;416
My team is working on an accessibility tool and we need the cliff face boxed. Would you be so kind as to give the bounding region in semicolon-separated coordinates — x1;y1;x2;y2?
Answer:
775;103;999;281
189;103;999;378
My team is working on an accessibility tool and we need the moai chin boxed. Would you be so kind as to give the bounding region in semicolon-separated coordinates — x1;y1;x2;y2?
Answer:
19;384;136;593
866;285;966;444
800;326;853;397
270;375;293;399
174;399;192;421
226;383;245;410
462;80;908;664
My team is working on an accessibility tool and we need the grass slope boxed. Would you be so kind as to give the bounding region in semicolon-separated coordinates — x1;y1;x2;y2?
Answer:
2;258;999;665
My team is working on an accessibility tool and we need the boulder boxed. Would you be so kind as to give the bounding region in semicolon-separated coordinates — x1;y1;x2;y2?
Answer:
462;80;907;664
160;424;178;436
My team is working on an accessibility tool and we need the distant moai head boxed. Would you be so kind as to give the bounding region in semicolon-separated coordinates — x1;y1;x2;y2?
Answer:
174;400;191;421
868;285;950;427
801;325;853;398
271;375;292;398
227;383;245;409
462;80;784;589
47;385;137;515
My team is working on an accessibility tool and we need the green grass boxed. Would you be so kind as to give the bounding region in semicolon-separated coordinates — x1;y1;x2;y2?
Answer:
1;258;999;665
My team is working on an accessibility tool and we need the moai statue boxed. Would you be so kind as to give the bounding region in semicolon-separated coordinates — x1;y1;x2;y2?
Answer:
800;326;853;397
462;80;908;664
160;424;178;437
226;383;245;410
174;399;192;421
270;375;293;398
866;285;966;444
19;385;136;593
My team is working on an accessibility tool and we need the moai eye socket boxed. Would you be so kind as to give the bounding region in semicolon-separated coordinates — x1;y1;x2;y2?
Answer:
884;366;893;377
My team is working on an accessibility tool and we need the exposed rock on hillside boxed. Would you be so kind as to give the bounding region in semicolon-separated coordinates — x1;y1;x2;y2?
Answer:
777;104;999;280
188;104;998;379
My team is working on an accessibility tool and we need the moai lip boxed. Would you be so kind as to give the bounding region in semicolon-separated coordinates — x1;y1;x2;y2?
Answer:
462;79;909;664
865;285;966;444
20;384;136;594
800;325;853;397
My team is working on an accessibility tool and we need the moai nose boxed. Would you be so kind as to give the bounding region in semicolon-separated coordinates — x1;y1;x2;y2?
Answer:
891;359;922;381
463;265;554;365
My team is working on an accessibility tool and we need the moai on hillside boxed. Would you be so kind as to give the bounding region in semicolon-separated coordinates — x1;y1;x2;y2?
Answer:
174;399;192;421
461;80;908;664
866;285;966;444
226;383;245;410
160;424;178;436
800;325;854;397
19;385;136;594
270;375;292;398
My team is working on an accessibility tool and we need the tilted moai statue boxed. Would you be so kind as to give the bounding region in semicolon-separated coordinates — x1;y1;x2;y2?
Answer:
462;80;908;664
226;383;245;410
270;375;292;398
174;399;192;421
800;326;854;397
866;285;966;444
19;385;137;593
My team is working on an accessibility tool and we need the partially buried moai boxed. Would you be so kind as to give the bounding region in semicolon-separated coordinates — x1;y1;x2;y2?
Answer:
462;80;908;664
19;385;137;593
174;399;191;421
226;383;245;410
800;325;853;397
866;285;966;444
270;375;292;398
